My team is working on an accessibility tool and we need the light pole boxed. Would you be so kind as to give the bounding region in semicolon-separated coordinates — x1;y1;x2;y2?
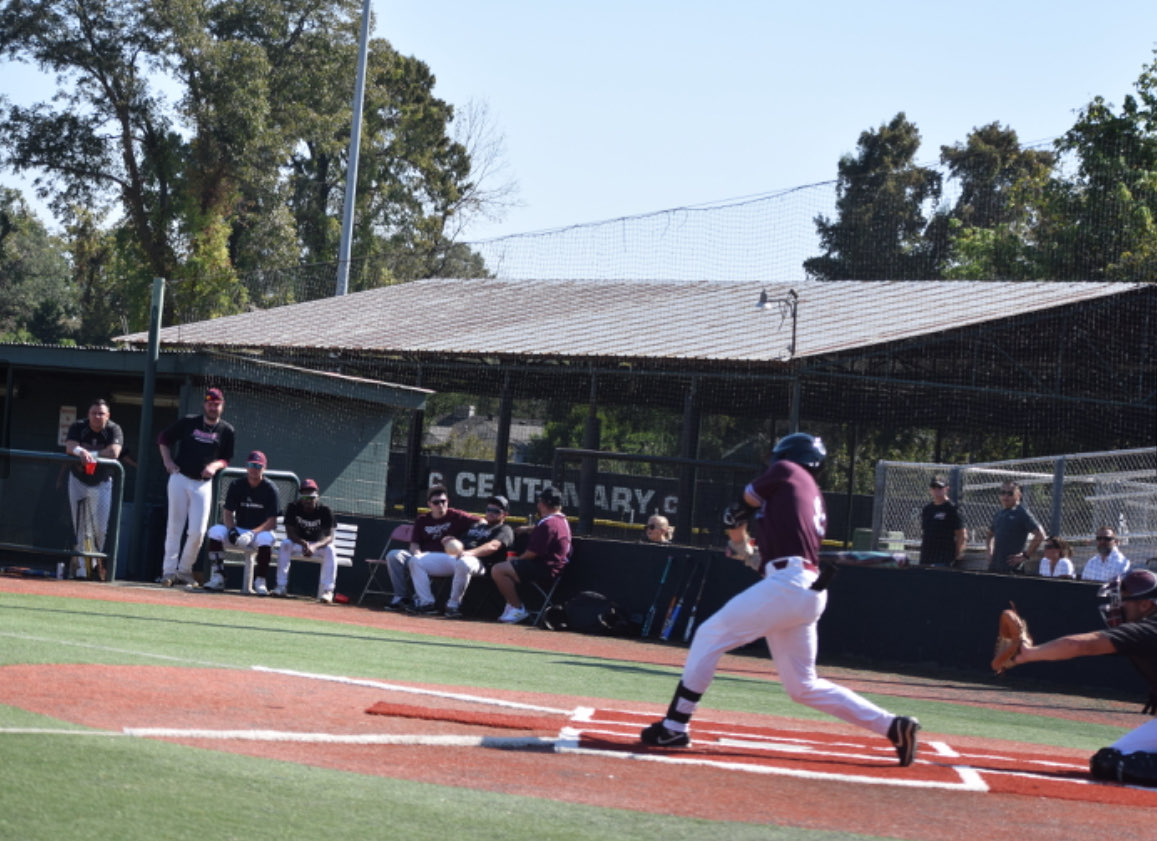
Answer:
335;0;374;297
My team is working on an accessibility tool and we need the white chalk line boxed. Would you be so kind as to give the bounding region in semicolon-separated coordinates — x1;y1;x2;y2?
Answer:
0;636;1080;793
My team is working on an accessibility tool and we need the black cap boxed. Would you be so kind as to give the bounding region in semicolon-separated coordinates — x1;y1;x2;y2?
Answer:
486;495;509;512
929;476;947;488
537;486;563;507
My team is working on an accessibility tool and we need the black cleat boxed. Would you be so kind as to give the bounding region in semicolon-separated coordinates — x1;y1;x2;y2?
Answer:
888;715;920;767
639;721;690;748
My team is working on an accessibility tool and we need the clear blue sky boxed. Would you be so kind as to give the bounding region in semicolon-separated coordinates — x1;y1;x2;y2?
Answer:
3;1;1156;244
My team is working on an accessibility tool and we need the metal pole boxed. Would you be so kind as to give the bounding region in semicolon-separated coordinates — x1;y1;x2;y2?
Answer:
335;0;374;297
129;277;164;579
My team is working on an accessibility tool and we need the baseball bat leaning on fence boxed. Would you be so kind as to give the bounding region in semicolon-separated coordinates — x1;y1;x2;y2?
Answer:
660;554;698;641
818;550;910;567
682;555;713;643
641;554;675;638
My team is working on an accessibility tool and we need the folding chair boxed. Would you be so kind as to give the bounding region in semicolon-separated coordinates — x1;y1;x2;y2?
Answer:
523;551;572;627
358;523;412;605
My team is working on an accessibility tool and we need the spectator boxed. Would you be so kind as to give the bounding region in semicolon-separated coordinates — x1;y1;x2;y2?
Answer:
1038;537;1076;579
641;515;674;544
1081;528;1131;582
156;387;235;587
919;476;965;567
384;485;479;611
986;481;1046;574
63;398;123;580
274;478;337;603
409;494;515;618
491;486;572;624
202;451;280;594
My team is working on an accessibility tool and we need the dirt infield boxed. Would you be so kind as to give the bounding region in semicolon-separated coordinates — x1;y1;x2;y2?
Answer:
4;578;1156;839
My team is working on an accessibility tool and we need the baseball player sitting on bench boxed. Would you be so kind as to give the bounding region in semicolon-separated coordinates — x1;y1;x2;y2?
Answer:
640;432;921;767
201;450;280;594
274;478;337;603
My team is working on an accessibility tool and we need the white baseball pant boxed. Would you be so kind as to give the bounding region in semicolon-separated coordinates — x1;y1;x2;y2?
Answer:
410;552;484;607
276;541;338;593
68;473;112;552
678;556;894;737
162;473;214;577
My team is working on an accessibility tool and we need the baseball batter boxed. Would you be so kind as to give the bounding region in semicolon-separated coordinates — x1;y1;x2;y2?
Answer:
640;432;921;766
156;387;235;586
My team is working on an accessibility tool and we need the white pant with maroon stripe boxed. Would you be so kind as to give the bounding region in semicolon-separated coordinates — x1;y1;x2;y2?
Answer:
680;556;894;737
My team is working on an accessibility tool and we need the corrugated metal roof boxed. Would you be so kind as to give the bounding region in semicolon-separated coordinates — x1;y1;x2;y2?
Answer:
119;279;1142;363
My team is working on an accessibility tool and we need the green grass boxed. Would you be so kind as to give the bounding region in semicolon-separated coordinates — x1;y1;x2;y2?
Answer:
0;589;1122;840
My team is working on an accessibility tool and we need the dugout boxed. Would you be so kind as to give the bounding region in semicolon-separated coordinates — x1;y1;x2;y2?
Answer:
0;344;427;578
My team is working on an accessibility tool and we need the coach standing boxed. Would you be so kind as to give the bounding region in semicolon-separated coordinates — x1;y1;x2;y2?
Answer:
63;398;123;580
919;476;965;567
156;387;235;587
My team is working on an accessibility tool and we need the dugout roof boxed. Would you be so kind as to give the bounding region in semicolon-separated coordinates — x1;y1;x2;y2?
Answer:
115;279;1157;447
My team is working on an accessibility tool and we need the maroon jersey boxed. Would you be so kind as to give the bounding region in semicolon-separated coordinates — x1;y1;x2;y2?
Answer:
745;460;827;573
527;512;572;578
412;508;479;552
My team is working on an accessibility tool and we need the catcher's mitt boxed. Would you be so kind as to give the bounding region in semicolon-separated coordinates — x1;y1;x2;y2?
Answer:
991;601;1032;674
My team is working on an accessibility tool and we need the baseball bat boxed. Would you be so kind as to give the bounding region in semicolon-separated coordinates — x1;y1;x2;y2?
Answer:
818;550;909;567
641;554;675;637
660;555;698;641
682;555;712;643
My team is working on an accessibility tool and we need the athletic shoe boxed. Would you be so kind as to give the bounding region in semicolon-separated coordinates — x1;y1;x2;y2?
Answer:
270;585;288;597
888;715;920;767
253;579;269;596
383;598;409;612
319;590;334;605
639;721;690;748
442;605;464;620
406;600;439;615
202;571;226;592
498;605;529;624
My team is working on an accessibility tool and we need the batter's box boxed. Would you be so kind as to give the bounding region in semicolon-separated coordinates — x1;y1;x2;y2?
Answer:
561;707;1157;803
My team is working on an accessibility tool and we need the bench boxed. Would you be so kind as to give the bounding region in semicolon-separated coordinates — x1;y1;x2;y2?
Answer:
222;516;358;598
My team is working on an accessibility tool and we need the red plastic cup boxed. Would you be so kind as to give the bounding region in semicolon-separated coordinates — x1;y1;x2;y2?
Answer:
83;461;97;476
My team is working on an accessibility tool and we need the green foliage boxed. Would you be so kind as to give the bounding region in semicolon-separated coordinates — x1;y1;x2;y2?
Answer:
805;113;943;280
0;0;499;331
0;188;73;342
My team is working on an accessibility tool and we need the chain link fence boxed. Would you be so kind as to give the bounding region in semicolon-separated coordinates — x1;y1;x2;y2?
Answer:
873;447;1157;572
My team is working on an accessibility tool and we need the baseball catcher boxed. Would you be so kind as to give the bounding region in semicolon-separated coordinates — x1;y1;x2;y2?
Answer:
992;569;1157;786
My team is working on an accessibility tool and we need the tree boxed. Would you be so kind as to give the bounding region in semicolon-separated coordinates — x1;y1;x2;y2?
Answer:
805;113;942;280
936;123;1056;280
0;188;72;342
1040;54;1157;281
0;0;506;330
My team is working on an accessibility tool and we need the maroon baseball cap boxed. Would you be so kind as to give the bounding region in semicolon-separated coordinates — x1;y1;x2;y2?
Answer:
299;478;320;496
246;450;267;467
205;387;224;402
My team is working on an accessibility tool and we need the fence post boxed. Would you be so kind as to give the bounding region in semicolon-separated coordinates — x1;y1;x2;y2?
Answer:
1050;456;1066;538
